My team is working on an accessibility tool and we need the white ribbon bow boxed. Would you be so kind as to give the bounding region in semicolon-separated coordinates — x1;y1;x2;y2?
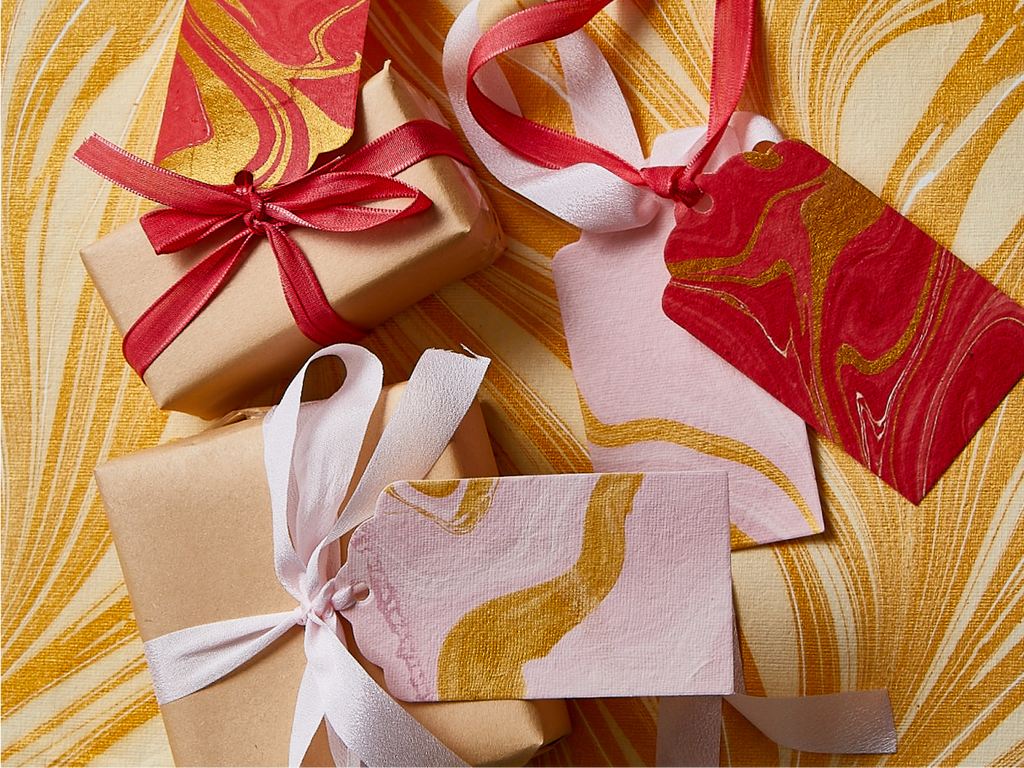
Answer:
142;344;489;767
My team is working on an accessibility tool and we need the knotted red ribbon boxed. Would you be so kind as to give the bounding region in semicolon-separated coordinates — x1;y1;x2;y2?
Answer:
75;119;473;378
465;0;755;205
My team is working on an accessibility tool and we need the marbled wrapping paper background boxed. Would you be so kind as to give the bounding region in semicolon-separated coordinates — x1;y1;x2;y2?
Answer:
2;0;1022;765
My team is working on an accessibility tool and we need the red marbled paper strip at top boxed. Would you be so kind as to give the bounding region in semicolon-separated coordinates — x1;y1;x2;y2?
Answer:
154;0;370;187
662;140;1024;504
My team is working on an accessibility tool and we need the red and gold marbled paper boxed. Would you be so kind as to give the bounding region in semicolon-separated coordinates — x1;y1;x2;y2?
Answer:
4;0;1022;766
663;140;1024;503
154;0;370;186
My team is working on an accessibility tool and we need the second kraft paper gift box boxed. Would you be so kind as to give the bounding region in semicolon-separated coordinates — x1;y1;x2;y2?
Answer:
93;378;569;766
81;63;504;419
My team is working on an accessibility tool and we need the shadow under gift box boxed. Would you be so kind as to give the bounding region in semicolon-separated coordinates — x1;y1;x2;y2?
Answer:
94;382;569;767
82;63;504;419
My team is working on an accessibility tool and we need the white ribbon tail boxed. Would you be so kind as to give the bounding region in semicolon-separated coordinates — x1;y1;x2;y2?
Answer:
725;690;897;754
326;721;362;768
289;660;329;767
143;610;298;705
304;621;466;767
329;348;490;540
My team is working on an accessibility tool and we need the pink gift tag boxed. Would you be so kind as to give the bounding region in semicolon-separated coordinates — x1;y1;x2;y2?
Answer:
444;2;824;549
341;472;734;701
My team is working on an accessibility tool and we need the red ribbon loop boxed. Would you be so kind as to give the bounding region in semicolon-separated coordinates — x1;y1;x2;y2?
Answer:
465;0;756;206
74;120;471;379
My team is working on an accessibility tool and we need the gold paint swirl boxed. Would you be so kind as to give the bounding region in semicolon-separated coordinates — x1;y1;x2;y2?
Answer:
436;473;643;699
580;398;820;539
386;478;498;535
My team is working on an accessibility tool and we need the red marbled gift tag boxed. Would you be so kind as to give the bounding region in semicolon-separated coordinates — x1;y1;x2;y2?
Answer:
155;0;369;187
662;140;1024;503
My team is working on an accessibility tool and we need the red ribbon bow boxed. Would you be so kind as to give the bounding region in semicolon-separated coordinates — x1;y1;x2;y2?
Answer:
75;120;472;378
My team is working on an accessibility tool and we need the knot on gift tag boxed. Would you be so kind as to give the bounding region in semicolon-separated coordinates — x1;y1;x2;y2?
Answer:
293;576;368;625
73;120;474;379
328;582;367;613
638;166;704;208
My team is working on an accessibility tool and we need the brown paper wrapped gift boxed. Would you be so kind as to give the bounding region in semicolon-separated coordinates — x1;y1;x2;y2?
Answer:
82;63;504;418
94;382;569;766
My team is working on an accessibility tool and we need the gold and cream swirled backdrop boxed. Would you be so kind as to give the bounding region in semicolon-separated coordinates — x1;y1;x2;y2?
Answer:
3;0;1022;764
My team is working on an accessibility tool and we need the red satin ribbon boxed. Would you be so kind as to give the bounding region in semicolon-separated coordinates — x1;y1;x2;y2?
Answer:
466;0;756;205
75;120;473;378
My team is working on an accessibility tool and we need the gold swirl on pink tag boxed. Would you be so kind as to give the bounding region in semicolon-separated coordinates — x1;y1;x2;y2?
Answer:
341;472;734;701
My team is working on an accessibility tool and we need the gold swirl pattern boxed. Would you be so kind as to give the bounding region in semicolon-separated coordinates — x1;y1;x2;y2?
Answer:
3;0;1022;765
386;478;498;535
436;473;643;699
580;398;821;541
157;0;367;185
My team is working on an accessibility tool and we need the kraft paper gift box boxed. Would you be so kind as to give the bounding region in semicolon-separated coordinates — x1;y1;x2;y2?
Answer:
81;63;504;419
94;380;569;766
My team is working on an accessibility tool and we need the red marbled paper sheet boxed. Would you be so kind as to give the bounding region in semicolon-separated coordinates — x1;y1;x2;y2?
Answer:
154;0;370;186
662;140;1024;503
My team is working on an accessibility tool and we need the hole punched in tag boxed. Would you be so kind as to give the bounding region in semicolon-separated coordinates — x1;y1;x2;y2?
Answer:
333;581;371;612
692;193;714;214
692;141;780;215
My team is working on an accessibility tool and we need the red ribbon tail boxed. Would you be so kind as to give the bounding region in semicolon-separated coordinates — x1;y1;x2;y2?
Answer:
265;227;366;347
686;0;757;181
122;232;252;378
74;134;242;213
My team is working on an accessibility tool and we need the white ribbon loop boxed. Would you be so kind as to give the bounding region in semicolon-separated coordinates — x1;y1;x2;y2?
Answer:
444;0;661;232
443;0;781;232
142;344;489;766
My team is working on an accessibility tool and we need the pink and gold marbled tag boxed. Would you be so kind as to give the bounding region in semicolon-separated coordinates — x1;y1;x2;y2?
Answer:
340;472;733;701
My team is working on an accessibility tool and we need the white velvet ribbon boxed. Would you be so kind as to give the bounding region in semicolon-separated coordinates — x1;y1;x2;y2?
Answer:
443;4;896;765
143;343;489;767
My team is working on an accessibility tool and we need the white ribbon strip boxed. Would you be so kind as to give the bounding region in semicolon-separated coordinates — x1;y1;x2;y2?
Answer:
443;3;894;765
443;0;781;232
142;343;489;767
727;691;898;754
